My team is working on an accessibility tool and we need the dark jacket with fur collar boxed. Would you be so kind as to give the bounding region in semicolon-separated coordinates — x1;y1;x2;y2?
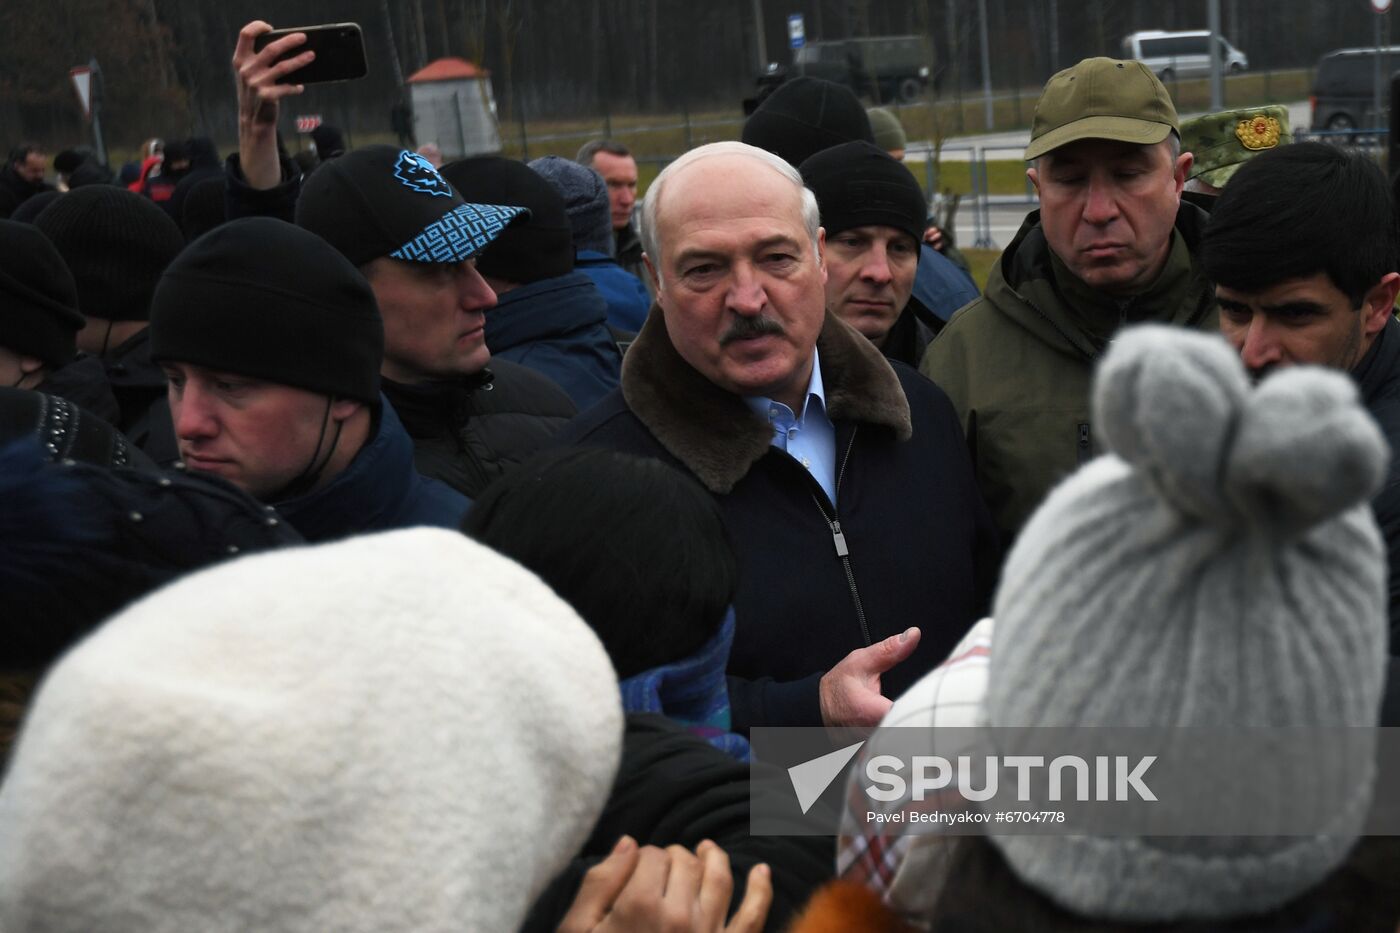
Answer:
560;309;999;731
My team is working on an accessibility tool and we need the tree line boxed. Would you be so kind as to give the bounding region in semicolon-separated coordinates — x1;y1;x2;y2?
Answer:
1;0;1391;152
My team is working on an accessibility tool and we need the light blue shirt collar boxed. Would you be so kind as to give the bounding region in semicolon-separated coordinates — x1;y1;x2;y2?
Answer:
741;350;838;503
742;349;826;424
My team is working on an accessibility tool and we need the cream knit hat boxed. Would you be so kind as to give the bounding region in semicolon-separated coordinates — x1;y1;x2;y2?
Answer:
0;527;624;933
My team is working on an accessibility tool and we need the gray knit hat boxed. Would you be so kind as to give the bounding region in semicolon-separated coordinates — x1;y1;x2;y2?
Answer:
986;326;1389;922
529;155;614;257
866;107;908;155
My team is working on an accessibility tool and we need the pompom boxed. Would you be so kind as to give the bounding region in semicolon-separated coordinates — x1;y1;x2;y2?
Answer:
1094;326;1249;520
1094;326;1389;536
1228;367;1388;534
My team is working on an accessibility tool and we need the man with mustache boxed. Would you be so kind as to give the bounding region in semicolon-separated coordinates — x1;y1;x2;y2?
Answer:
561;141;999;731
920;58;1219;545
1200;141;1400;674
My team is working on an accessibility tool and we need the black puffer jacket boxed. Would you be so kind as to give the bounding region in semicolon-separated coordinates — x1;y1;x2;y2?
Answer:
383;358;576;499
39;355;121;427
560;311;999;731
1354;317;1400;728
104;329;178;466
521;714;833;933
0;163;53;220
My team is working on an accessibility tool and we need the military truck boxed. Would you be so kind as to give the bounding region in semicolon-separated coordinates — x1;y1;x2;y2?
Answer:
748;35;936;110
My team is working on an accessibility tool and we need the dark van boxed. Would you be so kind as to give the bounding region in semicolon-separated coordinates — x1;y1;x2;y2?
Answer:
1311;47;1400;132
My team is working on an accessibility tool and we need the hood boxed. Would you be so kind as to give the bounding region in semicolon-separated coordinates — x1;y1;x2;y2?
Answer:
984;202;1217;363
484;270;610;351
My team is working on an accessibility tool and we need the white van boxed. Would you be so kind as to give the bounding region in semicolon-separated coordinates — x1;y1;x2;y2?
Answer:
1121;30;1248;81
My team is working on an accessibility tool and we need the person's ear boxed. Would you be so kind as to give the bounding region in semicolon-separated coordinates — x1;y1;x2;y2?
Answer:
1363;272;1400;336
642;253;663;306
329;397;363;423
1172;151;1193;197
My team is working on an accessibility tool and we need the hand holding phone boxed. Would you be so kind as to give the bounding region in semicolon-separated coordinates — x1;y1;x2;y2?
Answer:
232;21;315;189
252;23;368;85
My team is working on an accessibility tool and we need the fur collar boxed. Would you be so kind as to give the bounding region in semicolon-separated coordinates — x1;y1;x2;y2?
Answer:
620;305;911;493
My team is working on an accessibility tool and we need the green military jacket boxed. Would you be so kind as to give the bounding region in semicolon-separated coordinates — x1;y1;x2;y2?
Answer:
919;203;1218;542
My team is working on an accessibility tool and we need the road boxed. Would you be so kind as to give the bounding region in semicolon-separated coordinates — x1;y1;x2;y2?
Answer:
907;100;1309;250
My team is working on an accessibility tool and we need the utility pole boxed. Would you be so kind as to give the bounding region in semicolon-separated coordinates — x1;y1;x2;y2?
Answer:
1376;5;1387;133
752;0;769;72
977;0;993;130
1208;0;1224;110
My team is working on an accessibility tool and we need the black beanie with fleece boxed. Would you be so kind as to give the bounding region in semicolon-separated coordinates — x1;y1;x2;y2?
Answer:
741;77;876;169
149;218;383;405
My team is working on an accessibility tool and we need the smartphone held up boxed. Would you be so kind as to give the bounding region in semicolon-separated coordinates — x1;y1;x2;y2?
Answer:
253;23;368;85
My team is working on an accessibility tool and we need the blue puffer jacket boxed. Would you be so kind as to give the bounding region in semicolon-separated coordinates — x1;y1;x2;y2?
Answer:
484;270;623;411
276;396;469;542
912;243;980;322
576;250;652;334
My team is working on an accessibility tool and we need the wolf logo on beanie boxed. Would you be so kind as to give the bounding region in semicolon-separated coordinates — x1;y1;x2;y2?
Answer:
296;144;528;267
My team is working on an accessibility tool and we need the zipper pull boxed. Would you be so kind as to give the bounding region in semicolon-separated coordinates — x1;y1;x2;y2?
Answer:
831;520;850;558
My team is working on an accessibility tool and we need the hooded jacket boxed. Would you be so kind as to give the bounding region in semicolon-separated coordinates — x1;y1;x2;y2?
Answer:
911;243;979;324
383;359;576;499
919;203;1218;542
560;310;999;730
483;270;623;411
274;397;468;542
576;249;652;334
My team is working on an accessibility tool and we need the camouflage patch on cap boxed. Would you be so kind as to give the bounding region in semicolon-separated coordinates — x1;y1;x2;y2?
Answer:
1182;105;1292;189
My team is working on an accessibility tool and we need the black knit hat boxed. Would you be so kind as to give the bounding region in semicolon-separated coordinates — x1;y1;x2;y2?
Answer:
53;150;86;175
799;141;928;244
741;77;876;168
310;125;346;160
150;218;384;404
33;186;185;322
441;156;574;284
0;220;83;368
9;191;60;225
180;175;227;241
296;145;527;267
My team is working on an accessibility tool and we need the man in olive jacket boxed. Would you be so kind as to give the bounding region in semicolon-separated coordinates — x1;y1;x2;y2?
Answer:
920;58;1218;542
